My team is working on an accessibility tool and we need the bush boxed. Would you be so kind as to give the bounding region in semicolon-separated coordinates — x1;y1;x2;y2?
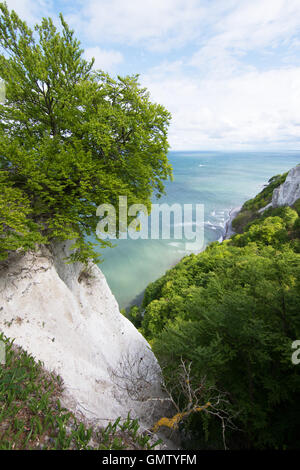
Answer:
231;210;254;233
242;173;288;213
232;216;288;247
292;198;300;215
139;182;300;449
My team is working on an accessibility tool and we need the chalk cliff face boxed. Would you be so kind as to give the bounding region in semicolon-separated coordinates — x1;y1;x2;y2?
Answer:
272;164;300;208
0;242;167;428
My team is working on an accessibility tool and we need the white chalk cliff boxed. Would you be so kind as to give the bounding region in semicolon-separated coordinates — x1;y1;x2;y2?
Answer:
272;164;300;208
259;164;300;213
0;242;168;428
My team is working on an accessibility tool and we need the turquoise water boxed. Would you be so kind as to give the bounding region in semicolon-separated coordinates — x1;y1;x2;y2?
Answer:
95;151;300;310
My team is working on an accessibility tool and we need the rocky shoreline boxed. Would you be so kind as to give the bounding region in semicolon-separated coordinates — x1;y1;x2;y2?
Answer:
221;206;241;241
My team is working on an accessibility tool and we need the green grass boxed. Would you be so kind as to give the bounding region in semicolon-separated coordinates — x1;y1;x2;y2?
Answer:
0;333;162;450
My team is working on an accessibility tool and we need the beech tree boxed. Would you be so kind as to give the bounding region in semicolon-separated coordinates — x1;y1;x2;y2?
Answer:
0;2;172;262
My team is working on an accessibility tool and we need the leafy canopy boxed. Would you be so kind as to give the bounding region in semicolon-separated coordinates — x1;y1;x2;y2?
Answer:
134;196;300;449
0;2;172;262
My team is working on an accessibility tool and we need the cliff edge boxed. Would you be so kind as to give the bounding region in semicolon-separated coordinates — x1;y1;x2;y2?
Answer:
0;241;167;429
272;164;300;208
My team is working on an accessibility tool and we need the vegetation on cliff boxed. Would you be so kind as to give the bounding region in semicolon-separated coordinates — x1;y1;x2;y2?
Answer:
231;172;288;233
130;176;300;449
0;1;299;452
0;3;171;263
0;333;162;450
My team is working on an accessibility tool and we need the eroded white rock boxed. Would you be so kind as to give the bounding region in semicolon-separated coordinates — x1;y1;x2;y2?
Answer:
272;164;300;208
0;242;167;428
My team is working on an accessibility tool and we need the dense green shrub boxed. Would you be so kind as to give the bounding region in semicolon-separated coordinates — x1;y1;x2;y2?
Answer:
254;206;299;229
232;216;288;247
293;217;300;237
231;210;254;233
135;192;300;449
292;198;300;215
231;172;289;234
242;173;288;212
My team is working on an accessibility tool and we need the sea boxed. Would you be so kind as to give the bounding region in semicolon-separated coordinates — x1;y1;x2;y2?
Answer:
93;151;300;310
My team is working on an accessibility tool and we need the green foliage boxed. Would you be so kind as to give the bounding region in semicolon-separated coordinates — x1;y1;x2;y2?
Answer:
0;333;162;450
232;216;288;247
242;173;288;212
280;206;299;228
136;189;300;449
0;172;45;259
232;172;288;234
292;197;300;215
231;209;254;233
126;305;144;329
255;206;298;229
99;413;162;450
293;216;300;237
232;206;299;248
0;3;171;262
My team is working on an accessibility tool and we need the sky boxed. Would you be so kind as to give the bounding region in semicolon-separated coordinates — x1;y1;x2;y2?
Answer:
3;0;300;151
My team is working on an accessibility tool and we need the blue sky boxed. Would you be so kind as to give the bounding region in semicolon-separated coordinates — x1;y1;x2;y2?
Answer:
4;0;300;150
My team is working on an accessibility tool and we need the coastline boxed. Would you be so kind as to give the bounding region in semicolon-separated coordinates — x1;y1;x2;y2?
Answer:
126;206;242;311
221;206;241;241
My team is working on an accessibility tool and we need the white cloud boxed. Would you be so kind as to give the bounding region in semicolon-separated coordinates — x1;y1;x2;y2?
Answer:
67;0;300;56
216;0;300;50
135;0;300;149
190;0;300;76
4;0;53;24
142;65;300;150
84;47;123;73
66;0;206;50
3;0;300;149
